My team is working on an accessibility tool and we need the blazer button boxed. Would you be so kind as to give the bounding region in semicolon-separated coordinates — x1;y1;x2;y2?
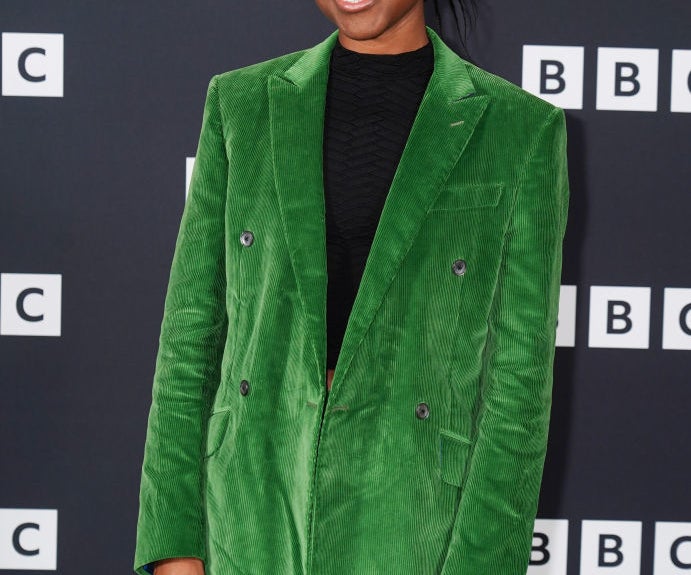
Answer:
240;230;254;247
239;379;250;396
452;259;467;276
415;402;430;420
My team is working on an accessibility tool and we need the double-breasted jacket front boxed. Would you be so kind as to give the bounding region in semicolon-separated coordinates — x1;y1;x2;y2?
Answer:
134;25;570;575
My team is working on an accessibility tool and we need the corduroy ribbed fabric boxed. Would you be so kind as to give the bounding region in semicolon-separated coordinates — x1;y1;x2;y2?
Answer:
133;26;570;575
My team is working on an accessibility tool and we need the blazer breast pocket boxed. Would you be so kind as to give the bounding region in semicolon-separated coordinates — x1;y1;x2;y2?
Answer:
429;182;504;212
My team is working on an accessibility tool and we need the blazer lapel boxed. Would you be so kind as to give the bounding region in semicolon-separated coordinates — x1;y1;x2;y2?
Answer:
268;30;339;388
268;27;490;395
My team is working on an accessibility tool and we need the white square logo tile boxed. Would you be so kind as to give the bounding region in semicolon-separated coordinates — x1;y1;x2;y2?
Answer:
0;508;58;570
671;50;691;113
522;45;584;109
2;33;64;97
588;286;651;349
186;156;196;199
556;285;577;347
662;288;691;350
528;519;569;575
596;47;659;111
580;520;642;574
654;521;691;574
0;273;62;336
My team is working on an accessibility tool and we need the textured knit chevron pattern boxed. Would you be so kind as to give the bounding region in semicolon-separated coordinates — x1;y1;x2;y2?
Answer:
134;26;570;575
324;39;434;369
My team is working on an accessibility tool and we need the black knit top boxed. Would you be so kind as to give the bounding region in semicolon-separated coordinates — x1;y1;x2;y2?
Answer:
323;38;434;370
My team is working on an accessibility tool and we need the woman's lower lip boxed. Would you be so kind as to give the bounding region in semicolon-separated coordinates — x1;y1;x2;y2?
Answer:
334;0;375;13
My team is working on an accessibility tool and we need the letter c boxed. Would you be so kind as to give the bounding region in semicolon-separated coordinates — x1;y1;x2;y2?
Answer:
679;303;691;336
12;522;40;556
671;535;691;569
18;47;47;82
17;287;44;322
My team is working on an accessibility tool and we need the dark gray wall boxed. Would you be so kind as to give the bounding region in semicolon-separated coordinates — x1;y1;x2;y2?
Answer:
1;1;689;573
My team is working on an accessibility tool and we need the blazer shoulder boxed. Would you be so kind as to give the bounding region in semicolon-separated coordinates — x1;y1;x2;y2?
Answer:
465;60;563;125
212;48;307;100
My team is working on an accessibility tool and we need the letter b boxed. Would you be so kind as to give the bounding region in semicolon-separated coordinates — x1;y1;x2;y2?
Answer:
522;45;584;109
596;47;658;111
528;519;568;575
580;520;641;574
589;286;651;349
598;534;624;566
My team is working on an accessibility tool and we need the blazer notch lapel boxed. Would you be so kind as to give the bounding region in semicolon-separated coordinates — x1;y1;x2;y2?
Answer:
267;32;338;386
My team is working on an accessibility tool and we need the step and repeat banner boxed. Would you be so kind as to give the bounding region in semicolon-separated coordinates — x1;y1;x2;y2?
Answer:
1;1;689;574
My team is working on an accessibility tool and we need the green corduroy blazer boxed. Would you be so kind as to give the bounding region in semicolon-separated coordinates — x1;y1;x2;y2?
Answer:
134;25;570;575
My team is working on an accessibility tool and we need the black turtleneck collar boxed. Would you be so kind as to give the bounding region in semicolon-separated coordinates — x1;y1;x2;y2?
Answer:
329;37;434;78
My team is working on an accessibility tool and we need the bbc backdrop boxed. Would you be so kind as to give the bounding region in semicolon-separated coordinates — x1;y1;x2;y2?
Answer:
0;1;690;574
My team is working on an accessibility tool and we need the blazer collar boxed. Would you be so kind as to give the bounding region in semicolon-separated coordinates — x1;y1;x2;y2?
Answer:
268;26;490;397
279;26;476;97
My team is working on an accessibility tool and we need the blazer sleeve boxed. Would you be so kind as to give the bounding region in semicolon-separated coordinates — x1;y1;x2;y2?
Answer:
133;75;229;575
440;106;570;575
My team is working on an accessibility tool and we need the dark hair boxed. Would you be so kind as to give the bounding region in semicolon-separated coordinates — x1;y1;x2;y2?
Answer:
424;0;479;64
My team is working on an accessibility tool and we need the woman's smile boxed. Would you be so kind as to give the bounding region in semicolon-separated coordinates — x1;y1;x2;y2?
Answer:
334;0;376;13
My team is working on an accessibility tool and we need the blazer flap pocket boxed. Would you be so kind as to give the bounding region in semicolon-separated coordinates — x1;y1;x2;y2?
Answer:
204;408;232;459
430;183;504;211
438;429;473;487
